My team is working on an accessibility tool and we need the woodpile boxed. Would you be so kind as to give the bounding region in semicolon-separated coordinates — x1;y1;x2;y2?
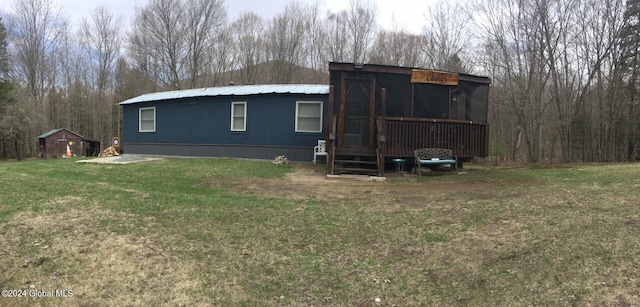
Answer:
99;146;120;157
273;155;288;165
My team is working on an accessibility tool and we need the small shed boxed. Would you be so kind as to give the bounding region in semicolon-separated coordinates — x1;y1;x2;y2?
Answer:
37;128;87;158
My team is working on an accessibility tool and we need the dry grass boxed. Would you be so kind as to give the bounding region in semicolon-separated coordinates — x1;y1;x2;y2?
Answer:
1;199;206;306
1;158;639;306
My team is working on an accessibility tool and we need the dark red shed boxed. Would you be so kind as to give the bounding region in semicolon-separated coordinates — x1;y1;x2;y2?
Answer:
37;128;85;159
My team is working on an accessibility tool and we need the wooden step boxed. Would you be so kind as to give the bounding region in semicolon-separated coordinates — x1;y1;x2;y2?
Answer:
331;147;380;176
333;167;380;175
335;147;376;156
334;159;377;165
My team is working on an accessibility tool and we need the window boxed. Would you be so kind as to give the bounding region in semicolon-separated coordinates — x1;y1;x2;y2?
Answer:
231;102;246;131
139;107;156;132
296;101;323;133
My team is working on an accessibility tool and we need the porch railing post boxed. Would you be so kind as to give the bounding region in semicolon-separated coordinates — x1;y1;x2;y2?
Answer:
377;88;387;177
327;85;335;175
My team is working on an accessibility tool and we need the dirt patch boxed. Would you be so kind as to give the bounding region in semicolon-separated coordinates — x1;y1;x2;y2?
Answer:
203;166;394;204
202;164;518;207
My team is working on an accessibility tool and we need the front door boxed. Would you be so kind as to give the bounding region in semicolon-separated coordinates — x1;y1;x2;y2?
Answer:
339;78;375;147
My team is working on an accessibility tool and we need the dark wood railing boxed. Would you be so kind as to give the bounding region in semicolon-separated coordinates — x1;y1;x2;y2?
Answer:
382;117;489;158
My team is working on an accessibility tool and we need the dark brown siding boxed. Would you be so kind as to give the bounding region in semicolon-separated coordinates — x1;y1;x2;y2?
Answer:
41;130;84;158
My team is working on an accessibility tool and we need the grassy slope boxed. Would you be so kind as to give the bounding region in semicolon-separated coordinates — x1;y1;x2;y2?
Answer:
0;158;639;306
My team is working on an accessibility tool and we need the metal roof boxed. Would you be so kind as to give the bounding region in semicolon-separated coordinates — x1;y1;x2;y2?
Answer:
119;84;330;105
38;128;65;139
37;128;85;139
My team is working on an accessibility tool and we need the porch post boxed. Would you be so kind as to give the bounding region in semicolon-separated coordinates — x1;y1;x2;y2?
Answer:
327;85;335;175
338;73;346;147
378;88;387;177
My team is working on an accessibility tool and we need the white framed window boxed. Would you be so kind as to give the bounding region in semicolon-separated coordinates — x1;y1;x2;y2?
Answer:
139;107;156;132
296;101;323;133
231;102;246;131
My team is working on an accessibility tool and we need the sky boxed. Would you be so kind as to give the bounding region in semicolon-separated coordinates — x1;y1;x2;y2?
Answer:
0;0;436;35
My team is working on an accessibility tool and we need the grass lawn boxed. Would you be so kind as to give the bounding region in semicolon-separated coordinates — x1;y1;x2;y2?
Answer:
0;157;639;306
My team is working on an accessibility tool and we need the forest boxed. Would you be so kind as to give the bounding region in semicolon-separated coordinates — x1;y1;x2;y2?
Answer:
0;0;638;164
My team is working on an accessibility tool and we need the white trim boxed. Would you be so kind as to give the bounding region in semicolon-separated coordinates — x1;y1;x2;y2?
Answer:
139;107;156;132
295;101;323;133
231;101;247;131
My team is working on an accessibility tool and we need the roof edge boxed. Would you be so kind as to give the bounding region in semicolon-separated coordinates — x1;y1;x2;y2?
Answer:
37;128;85;140
119;84;329;106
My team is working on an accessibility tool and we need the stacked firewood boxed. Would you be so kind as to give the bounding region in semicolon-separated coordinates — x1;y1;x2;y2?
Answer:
99;146;120;157
273;155;288;165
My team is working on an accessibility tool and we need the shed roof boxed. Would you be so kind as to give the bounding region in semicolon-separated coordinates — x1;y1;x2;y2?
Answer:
119;84;330;105
37;128;85;139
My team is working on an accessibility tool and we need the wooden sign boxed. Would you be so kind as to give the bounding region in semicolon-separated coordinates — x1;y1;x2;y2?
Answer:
411;69;458;85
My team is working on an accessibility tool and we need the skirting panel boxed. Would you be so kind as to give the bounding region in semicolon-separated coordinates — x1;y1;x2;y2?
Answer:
123;143;322;162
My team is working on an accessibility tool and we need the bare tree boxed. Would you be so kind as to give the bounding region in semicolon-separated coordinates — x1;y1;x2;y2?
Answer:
57;15;91;133
129;0;186;89
475;0;631;163
475;0;551;163
80;7;121;96
206;28;236;86
0;16;15;158
7;0;63;103
44;17;71;131
264;2;306;83
534;0;585;162
80;6;122;142
325;0;377;64
369;29;424;67
345;0;377;63
229;12;266;85
0;17;7;82
326;11;349;62
616;0;640;161
422;1;472;72
301;1;329;77
184;0;226;88
4;0;66;157
128;0;226;90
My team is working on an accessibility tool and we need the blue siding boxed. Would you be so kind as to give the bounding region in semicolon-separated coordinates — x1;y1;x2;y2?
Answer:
123;93;328;156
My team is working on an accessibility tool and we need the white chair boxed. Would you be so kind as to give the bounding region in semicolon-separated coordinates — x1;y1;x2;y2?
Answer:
313;140;327;164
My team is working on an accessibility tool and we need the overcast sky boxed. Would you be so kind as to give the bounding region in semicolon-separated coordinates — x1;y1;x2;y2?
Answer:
0;0;436;34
